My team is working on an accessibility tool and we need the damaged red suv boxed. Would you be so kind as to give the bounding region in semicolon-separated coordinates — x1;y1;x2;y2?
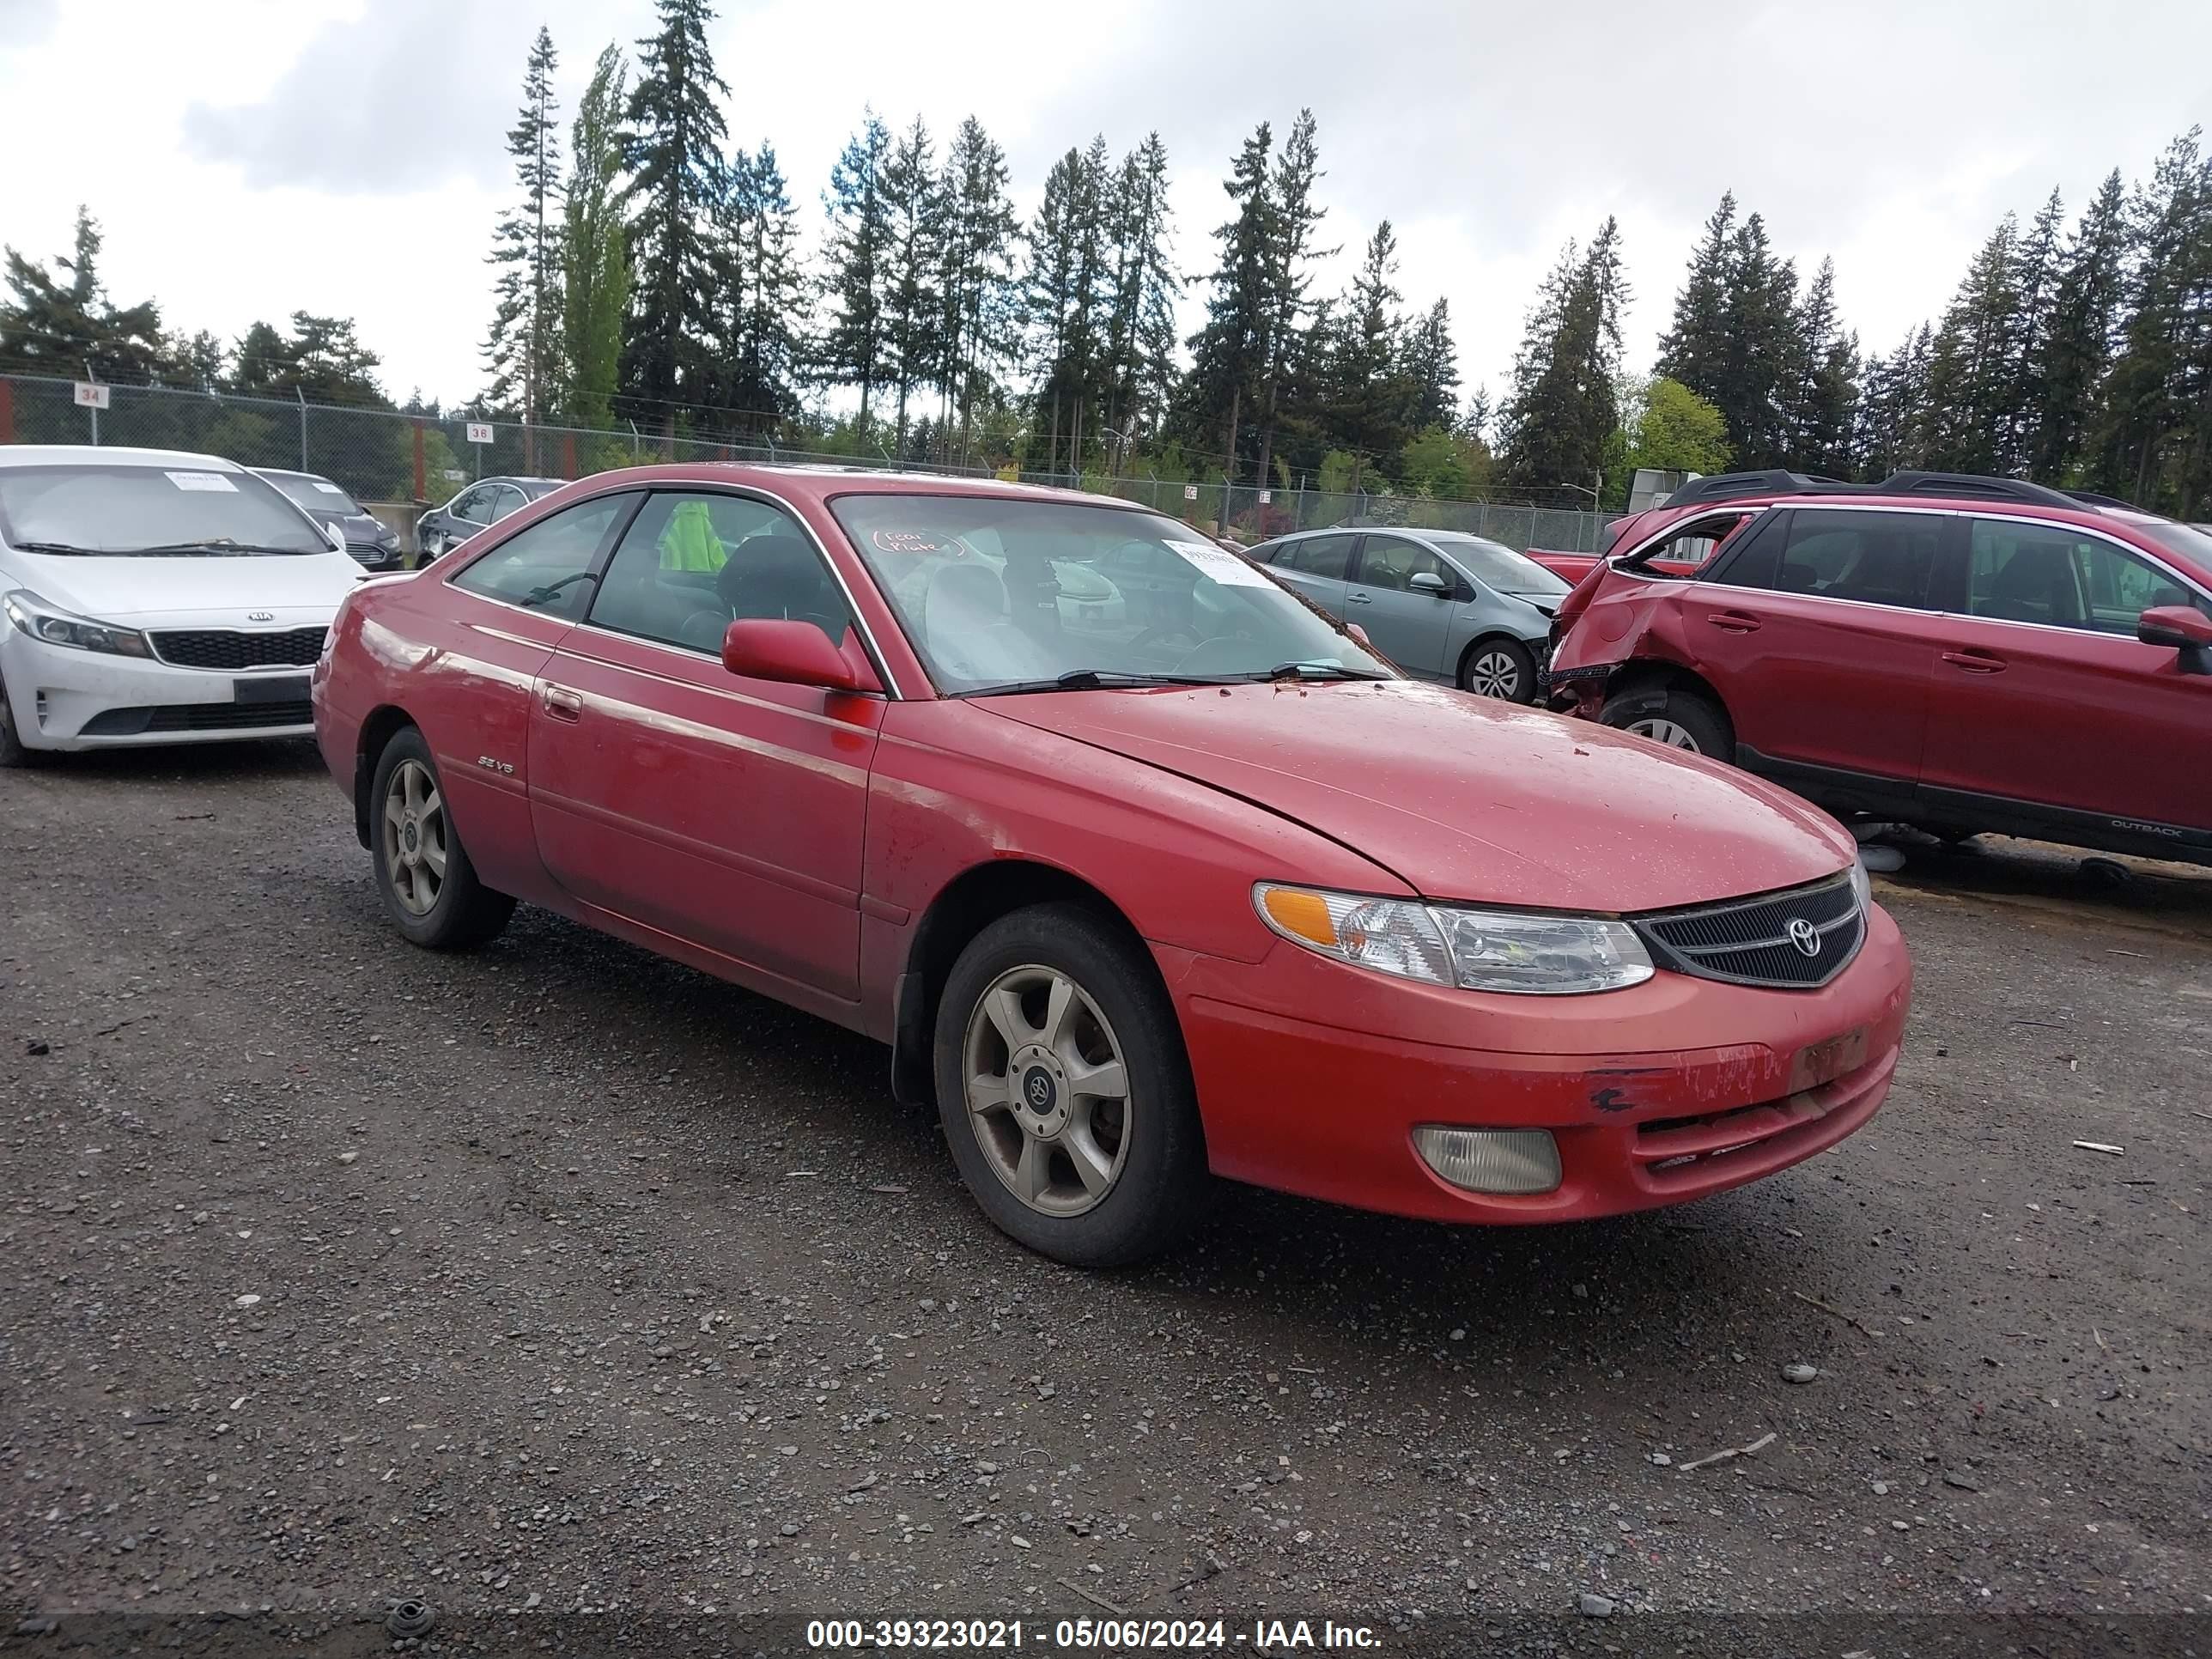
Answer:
314;466;1911;1266
1548;471;2212;866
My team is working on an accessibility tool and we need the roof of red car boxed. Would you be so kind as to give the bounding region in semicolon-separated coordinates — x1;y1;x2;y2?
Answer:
540;462;1142;513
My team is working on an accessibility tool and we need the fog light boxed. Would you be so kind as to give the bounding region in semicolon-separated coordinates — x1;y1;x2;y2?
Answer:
1413;1126;1561;1194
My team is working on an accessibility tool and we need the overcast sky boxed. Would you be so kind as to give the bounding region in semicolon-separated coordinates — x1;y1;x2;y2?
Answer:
4;0;2209;417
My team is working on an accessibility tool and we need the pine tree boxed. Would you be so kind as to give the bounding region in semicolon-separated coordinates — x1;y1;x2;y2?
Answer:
482;27;563;434
1501;218;1628;491
2031;169;2129;482
620;0;728;438
1924;213;2022;472
1654;192;1737;408
936;117;1019;461
1787;257;1859;475
1024;141;1109;473
1718;212;1799;468
721;143;808;433
1998;188;2065;472
1255;109;1329;489
821;110;894;435
2093;129;2212;510
562;44;629;432
879;117;945;451
1176;122;1277;478
1324;221;1413;465
1402;297;1462;433
0;206;169;384
1857;325;1934;477
1097;134;1179;465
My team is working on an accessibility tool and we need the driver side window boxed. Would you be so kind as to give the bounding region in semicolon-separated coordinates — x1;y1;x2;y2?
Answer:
586;490;853;654
1356;536;1454;594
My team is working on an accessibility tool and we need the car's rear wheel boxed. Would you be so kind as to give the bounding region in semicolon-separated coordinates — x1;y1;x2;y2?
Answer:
1459;636;1537;702
933;903;1206;1267
1600;685;1734;759
369;727;514;949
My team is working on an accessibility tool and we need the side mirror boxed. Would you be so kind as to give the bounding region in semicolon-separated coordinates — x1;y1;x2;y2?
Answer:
1345;621;1383;659
721;617;868;692
1408;571;1451;597
2139;605;2212;673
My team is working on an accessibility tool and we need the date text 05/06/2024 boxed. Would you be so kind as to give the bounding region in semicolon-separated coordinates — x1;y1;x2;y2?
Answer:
804;1618;1382;1650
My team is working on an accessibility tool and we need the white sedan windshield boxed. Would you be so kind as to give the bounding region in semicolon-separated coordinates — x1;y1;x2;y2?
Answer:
0;465;328;556
832;495;1394;693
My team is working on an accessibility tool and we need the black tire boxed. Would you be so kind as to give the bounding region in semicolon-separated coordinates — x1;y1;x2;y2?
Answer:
1600;684;1734;760
932;902;1208;1267
368;726;515;950
0;679;46;768
1458;635;1538;703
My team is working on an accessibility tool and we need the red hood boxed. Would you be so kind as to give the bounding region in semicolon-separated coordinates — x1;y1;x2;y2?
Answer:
984;680;1855;913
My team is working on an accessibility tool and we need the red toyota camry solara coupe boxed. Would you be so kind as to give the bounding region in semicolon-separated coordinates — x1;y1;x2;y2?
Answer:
313;467;1911;1266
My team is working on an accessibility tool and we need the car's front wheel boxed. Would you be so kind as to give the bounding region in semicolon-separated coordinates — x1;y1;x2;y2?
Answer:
369;727;515;949
933;903;1207;1267
1460;636;1538;702
1600;684;1734;759
0;680;43;768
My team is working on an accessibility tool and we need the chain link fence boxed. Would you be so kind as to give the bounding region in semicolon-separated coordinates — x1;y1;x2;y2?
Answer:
0;373;1620;553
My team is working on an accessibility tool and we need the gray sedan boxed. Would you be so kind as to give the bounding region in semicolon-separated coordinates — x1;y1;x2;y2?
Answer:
1249;527;1570;701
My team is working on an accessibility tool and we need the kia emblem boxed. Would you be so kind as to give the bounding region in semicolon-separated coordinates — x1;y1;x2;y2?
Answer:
1788;918;1820;957
247;610;275;622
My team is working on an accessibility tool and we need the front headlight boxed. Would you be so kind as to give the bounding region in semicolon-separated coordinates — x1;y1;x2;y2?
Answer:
1848;854;1872;915
1256;883;1654;995
3;590;153;657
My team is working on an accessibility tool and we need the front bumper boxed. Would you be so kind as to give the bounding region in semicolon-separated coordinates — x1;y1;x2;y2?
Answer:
0;630;319;750
1163;902;1912;1224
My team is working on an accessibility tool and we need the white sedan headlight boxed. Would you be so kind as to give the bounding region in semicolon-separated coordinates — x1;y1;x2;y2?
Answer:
3;589;153;658
1256;883;1654;995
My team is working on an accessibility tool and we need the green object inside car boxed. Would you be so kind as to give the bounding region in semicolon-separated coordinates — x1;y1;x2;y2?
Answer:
659;500;727;572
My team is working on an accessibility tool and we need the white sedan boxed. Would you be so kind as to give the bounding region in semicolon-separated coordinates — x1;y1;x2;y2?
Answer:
0;447;368;764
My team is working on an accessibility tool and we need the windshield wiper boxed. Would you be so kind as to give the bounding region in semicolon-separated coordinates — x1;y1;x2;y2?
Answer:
9;540;100;556
1238;661;1392;683
967;669;1231;696
118;539;310;556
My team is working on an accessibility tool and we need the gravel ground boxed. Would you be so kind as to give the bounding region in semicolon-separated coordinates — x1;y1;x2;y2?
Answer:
2;741;2207;1653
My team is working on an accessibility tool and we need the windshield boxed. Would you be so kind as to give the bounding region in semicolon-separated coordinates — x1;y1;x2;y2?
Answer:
0;465;329;556
1430;534;1570;594
2136;519;2212;577
830;494;1395;694
260;471;363;516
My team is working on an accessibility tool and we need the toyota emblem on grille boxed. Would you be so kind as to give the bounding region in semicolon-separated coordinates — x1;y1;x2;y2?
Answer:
1787;918;1820;957
247;611;275;622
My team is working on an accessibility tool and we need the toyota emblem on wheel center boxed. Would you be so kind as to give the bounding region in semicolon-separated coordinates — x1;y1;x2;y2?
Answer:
1787;917;1820;956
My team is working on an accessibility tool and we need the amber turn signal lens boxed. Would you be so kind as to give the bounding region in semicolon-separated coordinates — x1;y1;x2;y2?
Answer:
1260;886;1338;946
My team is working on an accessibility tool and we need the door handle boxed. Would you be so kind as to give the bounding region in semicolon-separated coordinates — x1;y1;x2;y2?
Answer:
1941;649;2005;674
541;684;585;720
1346;591;1372;605
1704;610;1762;633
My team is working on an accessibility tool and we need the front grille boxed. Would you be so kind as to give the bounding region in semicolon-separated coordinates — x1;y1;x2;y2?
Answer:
1634;873;1862;989
81;702;313;737
149;628;327;670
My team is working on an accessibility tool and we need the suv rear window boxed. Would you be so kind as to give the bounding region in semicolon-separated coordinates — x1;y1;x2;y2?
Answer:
1747;510;1943;609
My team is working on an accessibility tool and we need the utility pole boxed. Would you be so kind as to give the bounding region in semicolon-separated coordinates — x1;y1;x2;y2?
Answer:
297;387;309;471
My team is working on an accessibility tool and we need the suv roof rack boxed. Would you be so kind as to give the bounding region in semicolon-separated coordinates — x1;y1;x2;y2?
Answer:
1659;468;2085;511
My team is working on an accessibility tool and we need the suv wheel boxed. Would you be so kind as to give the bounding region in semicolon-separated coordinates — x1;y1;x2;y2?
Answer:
1601;685;1733;759
369;727;516;949
1459;637;1537;702
933;903;1207;1267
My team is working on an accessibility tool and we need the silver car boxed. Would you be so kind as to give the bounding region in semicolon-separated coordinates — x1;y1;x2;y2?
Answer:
1249;527;1570;701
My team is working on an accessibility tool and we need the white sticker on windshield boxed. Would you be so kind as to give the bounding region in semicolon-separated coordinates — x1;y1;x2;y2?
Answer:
1166;538;1271;589
311;480;347;495
166;471;237;493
